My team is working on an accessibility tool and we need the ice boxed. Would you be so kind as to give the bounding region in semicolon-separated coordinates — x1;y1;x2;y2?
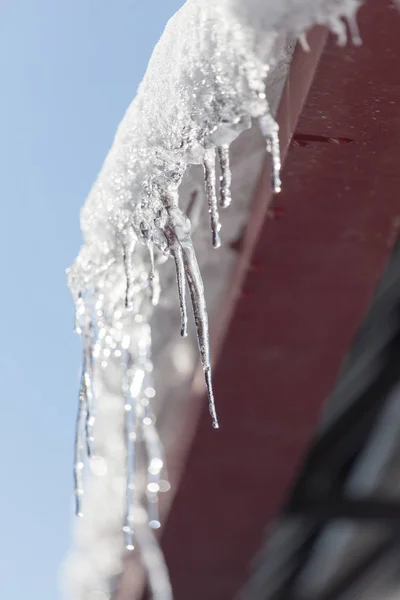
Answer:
217;145;232;208
181;239;219;429
65;0;363;598
346;12;363;47
259;112;282;194
121;230;136;310
171;243;188;338
203;147;221;248
123;351;137;553
73;364;86;518
147;242;159;307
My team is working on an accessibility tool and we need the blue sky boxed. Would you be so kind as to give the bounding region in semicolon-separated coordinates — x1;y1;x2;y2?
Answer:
0;1;183;597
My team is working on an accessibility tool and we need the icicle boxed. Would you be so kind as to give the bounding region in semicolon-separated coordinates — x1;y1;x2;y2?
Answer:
298;32;310;52
73;360;87;518
83;367;94;459
181;242;219;429
83;336;95;459
148;242;155;280
122;232;136;310
124;355;143;552
73;318;97;518
161;191;218;427
259;112;282;194
124;406;135;551
329;16;348;46
172;244;188;338
160;197;189;338
346;13;362;46
217;145;232;208
203;147;222;248
147;242;160;307
185;188;204;240
186;190;202;230
141;396;168;530
143;423;162;529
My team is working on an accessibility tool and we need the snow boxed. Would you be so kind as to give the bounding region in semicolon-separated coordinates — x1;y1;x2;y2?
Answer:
65;0;363;598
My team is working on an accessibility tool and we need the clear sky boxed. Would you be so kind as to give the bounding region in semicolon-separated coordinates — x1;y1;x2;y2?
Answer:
0;1;183;598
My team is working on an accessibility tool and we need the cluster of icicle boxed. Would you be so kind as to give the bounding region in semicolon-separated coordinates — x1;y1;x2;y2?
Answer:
64;1;362;599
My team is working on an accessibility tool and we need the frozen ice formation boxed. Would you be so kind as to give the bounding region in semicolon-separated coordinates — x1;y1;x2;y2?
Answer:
64;1;362;599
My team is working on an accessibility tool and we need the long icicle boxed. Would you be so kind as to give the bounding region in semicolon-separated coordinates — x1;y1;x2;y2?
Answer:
217;145;232;208
172;244;188;338
83;330;95;459
73;352;87;517
203;147;221;248
124;350;146;552
123;354;136;552
142;398;168;530
182;241;219;428
161;191;219;428
122;233;136;310
143;420;162;530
